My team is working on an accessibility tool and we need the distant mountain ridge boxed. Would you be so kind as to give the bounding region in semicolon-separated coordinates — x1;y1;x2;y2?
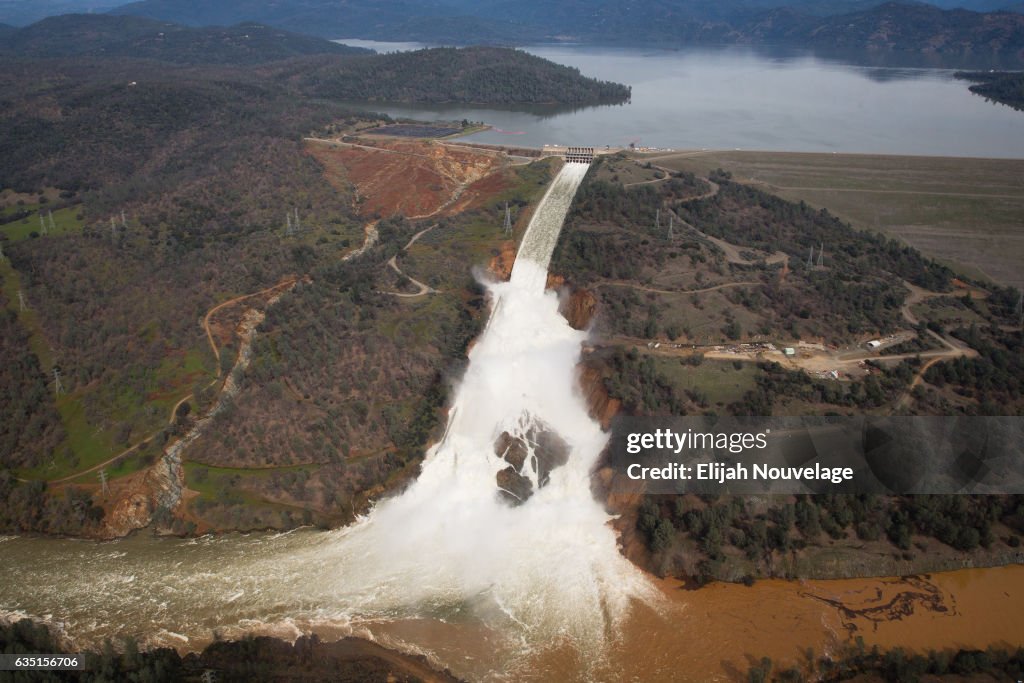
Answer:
105;0;1024;63
740;2;1024;56
0;13;370;63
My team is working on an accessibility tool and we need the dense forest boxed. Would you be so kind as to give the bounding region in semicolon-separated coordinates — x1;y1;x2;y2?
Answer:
0;14;370;64
297;47;631;105
552;162;952;347
636;490;1024;584
0;291;64;469
956;70;1024;111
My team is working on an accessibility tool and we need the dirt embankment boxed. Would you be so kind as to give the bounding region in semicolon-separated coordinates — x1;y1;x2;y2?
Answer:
488;240;517;280
561;287;597;331
305;138;506;219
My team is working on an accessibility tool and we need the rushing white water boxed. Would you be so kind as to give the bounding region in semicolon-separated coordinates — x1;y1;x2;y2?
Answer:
0;162;654;679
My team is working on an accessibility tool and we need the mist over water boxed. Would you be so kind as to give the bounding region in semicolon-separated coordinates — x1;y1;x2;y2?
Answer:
0;162;655;679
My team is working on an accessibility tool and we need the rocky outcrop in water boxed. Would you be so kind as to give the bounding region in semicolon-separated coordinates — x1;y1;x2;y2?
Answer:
493;422;570;505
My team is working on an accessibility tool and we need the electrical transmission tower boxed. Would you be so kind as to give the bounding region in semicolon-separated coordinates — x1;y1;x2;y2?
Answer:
667;214;674;240
655;208;661;230
285;211;293;236
17;290;27;311
99;468;108;496
39;212;48;236
806;245;815;268
110;217;118;241
1017;292;1023;327
48;210;56;234
121;210;127;229
52;367;64;396
293;208;300;233
503;202;512;235
817;243;824;267
0;242;4;262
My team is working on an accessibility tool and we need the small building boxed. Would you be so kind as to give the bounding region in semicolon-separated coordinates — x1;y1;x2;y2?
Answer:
866;340;882;349
783;347;796;356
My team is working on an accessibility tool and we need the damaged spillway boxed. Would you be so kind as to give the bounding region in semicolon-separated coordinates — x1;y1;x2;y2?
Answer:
0;161;655;680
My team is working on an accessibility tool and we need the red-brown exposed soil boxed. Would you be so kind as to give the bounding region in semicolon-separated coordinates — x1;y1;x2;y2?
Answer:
488;241;517;281
306;139;506;219
561;288;597;330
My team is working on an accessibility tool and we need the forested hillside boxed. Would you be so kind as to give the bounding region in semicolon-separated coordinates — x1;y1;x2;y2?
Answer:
0;31;578;534
0;14;370;63
957;69;1024;111
552;156;1024;585
0;15;630;107
297;47;631;104
743;2;1024;58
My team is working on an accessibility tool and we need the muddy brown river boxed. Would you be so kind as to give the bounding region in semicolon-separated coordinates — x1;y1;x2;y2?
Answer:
1;530;1021;681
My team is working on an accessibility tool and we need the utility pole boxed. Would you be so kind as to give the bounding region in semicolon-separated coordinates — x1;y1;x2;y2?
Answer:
17;289;27;311
99;468;108;496
52;367;64;396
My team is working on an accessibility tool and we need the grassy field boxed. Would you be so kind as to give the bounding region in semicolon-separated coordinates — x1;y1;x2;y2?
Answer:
593;154;664;186
652;357;760;409
645;151;1024;289
1;205;85;241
